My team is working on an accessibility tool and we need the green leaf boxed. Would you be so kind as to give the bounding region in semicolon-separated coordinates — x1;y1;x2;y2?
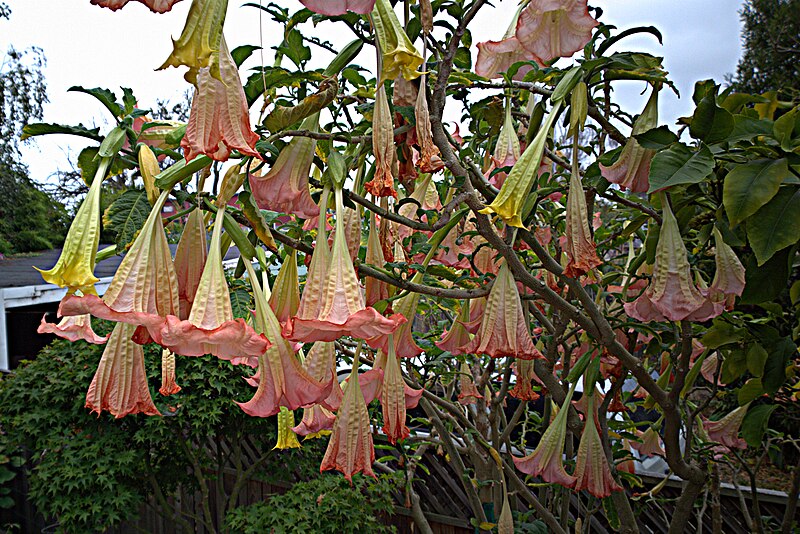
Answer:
77;147;133;186
648;143;714;192
453;47;472;70
773;106;799;151
729;115;774;142
723;158;788;226
243;68;326;106
740;247;791;304
121;87;136;116
746;185;800;265
98;126;127;158
229;286;253;320
721;348;748;384
762;337;794;394
230;45;261;68
277;29;311;68
737;378;763;405
741;404;777;448
102;189;152;253
263;78;337;132
689;91;734;144
21;122;102;142
68;86;122;118
701;319;744;349
238;191;277;250
634;125;678;150
746;343;768;377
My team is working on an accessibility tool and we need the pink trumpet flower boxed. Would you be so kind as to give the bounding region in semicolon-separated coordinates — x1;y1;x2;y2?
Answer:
367;280;423;359
159;348;182;396
600;85;658;193
457;361;483;406
173;208;208;320
487;103;522;188
630;427;665;458
299;0;375;16
705;227;746;310
564;146;602;278
293;342;340;437
515;0;598;65
90;0;181;12
284;187;405;344
475;4;534;80
624;196;720;323
702;403;750;450
375;341;422;444
435;303;472;356
320;364;377;481
365;212;390;306
182;38;261;162
237;261;333;417
572;391;623;498
37;313;108;345
249;113;320;219
509;358;542;401
461;260;541;359
86;322;160;418
514;386;577;488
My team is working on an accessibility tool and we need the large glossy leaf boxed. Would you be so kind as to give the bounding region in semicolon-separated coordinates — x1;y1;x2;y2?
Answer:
634;125;677;150
229;286;254;320
762;337;794;394
689;92;734;144
68;86;123;118
740;247;791;304
647;142;714;192
243;68;326;106
102;189;152;253
746;185;800;265
741;404;777;447
723;158;788;226
77;147;134;186
21;122;102;142
238;191;277;250
773;106;799;151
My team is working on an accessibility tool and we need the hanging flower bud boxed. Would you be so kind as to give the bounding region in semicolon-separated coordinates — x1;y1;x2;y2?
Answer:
300;0;375;16
320;365;377;481
498;486;514;534
86;322;160;418
514;387;577;488
158;0;228;83
294;342;339;437
568;81;588;136
600;86;659;193
138;145;161;206
269;250;300;325
563;140;602;278
435;303;472;355
481;101;562;228
487;102;522;188
365;212;390;306
37;314;108;345
420;0;433;33
36;158;110;294
461;260;541;359
249;113;320;219
274;407;302;449
159;348;182;396
91;0;182;13
475;4;535;80
365;84;397;198
624;196;719;323
415;75;442;173
378;341;422;444
572;391;623;498
371;0;423;81
515;0;598;64
457;361;483;405
706;227;746;310
701;403;750;450
174;208;208;320
509;358;541;401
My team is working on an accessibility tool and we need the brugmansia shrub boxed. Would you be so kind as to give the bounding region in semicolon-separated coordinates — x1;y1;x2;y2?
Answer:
18;0;800;533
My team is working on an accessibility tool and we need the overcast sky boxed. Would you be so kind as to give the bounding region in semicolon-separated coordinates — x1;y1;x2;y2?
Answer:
2;0;743;186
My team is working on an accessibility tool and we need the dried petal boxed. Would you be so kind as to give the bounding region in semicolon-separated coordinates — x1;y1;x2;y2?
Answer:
509;358;541;401
365;84;397;198
415;74;442;173
457;361;483;405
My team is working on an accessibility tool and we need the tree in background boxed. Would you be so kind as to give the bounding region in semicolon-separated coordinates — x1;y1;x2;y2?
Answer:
730;0;800;97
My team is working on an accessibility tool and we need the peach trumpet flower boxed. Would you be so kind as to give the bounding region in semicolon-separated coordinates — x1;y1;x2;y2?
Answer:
457;361;483;406
572;390;623;498
475;3;534;80
300;0;375;16
37;313;109;345
701;403;750;450
375;340;422;444
515;0;598;65
90;0;182;13
563;135;602;278
173;208;208;320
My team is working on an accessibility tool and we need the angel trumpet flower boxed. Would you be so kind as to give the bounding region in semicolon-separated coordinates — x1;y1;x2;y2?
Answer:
481;101;562;228
284;186;405;343
293;342;339;438
158;211;270;361
37;313;108;345
434;302;472;356
509;358;541;401
300;0;375;16
182;38;261;162
487;102;522;188
59;189;180;344
173;208;208;320
475;4;534;80
457;361;483;405
365;84;397;198
415;73;442;173
371;0;423;81
269;249;300;325
515;0;598;64
706;227;746;310
624;196;719;322
572;390;623;498
365;212;390;306
237;261;332;417
158;0;228;83
461;259;541;359
514;383;577;488
159;348;182;396
36;158;110;293
600;85;658;193
90;0;183;13
376;340;422;444
274;407;302;449
563;134;602;278
701;403;750;450
249;113;319;218
630;426;665;458
86;322;160;418
320;364;377;481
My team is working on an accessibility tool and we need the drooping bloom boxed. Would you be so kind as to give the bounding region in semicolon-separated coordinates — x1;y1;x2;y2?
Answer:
365;212;390;306
481;101;562;228
365;84;397;198
630;426;665;458
462;260;541;359
158;0;228;82
249;113;319;218
487;102;522;188
563;142;602;278
514;386;577;488
181;38;261;162
300;0;374;16
36;158;110;293
572;391;623;498
59;189;180;344
174;208;208;320
515;0;598;65
37;314;109;345
435;303;472;356
293;342;339;438
509;358;541;401
415;74;442;173
371;0;423;81
237;261;332;417
367;279;423;358
274;407;302;449
702;404;750;450
706;227;746;311
624;196;719;323
86;322;161;418
475;4;534;80
600;86;658;193
498;487;514;534
269;249;300;325
90;0;183;13
376;341;422;444
158;212;271;361
320;365;377;481
159;348;182;396
284;186;405;344
457;361;483;405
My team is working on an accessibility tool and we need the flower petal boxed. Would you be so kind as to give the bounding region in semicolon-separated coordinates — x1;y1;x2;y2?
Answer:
515;0;598;64
37;313;109;345
299;0;375;15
